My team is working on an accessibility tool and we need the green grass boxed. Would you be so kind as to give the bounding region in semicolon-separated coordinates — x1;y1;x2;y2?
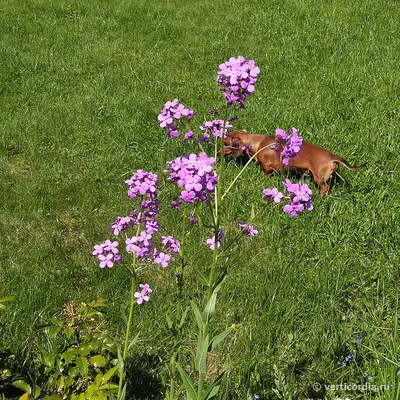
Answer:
1;0;400;398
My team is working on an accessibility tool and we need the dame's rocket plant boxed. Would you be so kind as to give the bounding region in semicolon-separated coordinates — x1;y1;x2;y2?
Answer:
93;56;312;399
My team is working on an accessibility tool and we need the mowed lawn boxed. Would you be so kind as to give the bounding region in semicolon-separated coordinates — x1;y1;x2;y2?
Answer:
1;0;400;398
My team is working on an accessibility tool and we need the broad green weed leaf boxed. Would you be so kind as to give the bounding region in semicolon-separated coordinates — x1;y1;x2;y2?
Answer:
176;364;198;400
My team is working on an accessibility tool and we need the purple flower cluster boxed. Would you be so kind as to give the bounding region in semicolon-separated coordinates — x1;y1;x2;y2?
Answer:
283;180;313;217
199;120;232;142
158;99;196;139
206;228;224;250
274;127;303;166
93;169;180;272
92;240;122;268
238;222;258;237
164;153;218;204
125;170;158;200
264;180;313;218
217;56;260;108
134;283;152;305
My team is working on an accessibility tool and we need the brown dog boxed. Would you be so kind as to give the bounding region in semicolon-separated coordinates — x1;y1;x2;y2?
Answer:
223;130;365;196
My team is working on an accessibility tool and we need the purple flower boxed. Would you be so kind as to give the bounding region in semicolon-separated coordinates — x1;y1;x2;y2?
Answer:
110;212;140;236
125;170;158;200
275;128;288;141
134;283;152;304
158;100;196;139
355;338;363;344
183;130;195;140
362;372;372;383
275;179;313;218
165;153;218;204
283;202;305;218
189;212;198;224
99;253;114;268
161;236;180;253
217;56;260;108
263;188;283;204
170;201;182;209
238;222;258;236
126;233;152;259
93;240;122;268
92;244;104;256
339;354;356;367
180;190;196;203
200;120;232;140
153;250;174;268
206;228;224;250
274;127;303;166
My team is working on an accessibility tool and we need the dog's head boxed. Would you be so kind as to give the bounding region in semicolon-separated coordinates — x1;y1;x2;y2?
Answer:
219;130;249;157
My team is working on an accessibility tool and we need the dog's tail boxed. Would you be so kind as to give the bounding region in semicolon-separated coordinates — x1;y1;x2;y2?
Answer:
335;157;367;172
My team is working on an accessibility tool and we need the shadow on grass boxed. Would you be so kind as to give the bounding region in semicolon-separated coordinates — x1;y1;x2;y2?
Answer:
125;353;163;400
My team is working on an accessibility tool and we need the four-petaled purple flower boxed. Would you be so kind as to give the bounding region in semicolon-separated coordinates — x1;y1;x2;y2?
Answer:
134;283;152;305
153;250;174;268
92;240;122;268
263;188;283;204
238;222;258;237
217;56;260;108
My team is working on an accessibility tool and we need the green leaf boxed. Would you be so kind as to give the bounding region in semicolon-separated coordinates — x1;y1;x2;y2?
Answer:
65;327;74;339
56;375;65;393
205;385;220;400
102;365;118;384
166;312;173;329
93;298;107;308
76;357;89;377
85;382;96;398
12;380;31;393
176;364;198;400
117;382;127;400
0;296;16;309
19;393;29;400
89;355;108;368
127;332;140;352
195;334;209;375
203;293;217;324
204;372;224;400
179;306;191;328
41;350;55;370
78;343;91;357
117;348;124;378
88;339;100;352
43;395;63;400
209;328;231;351
250;204;255;220
191;300;205;331
62;348;78;365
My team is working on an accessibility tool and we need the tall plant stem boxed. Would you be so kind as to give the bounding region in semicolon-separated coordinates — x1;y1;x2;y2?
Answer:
207;109;230;301
117;254;138;398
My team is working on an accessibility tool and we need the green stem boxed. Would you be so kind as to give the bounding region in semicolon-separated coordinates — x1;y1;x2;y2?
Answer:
221;142;276;201
117;266;137;398
178;210;187;297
